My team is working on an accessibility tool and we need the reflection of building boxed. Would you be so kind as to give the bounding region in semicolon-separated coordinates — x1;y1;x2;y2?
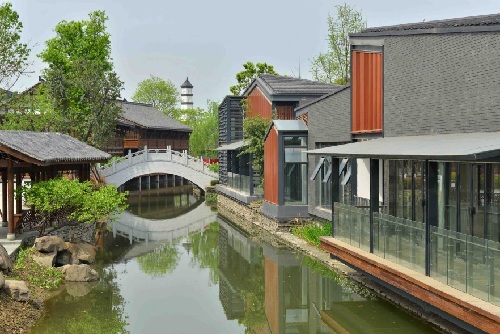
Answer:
263;244;308;334
218;218;262;321
217;218;436;333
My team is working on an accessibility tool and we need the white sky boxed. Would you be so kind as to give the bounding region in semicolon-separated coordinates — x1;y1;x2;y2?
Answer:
10;0;500;109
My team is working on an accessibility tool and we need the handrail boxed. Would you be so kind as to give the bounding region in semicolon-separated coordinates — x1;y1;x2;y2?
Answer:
97;146;217;178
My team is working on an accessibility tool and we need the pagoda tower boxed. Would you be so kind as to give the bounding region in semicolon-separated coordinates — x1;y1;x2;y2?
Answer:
180;77;193;110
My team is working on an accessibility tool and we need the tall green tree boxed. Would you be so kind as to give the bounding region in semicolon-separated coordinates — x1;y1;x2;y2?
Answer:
36;11;123;148
0;2;30;91
180;100;219;158
229;61;277;95
310;3;365;85
132;75;179;118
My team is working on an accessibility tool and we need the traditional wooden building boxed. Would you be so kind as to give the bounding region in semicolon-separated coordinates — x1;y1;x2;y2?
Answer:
0;130;110;240
307;13;500;333
105;101;192;156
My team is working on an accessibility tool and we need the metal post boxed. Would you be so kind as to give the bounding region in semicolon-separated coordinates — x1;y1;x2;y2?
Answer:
144;145;148;161
167;146;172;160
331;157;340;237
426;161;438;276
128;149;132;166
369;159;380;253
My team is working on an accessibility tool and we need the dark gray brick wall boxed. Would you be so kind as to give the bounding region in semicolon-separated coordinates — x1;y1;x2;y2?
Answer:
306;88;351;220
384;33;500;137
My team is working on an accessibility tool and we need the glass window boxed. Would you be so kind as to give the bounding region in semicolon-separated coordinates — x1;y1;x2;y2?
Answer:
389;159;426;223
284;135;307;205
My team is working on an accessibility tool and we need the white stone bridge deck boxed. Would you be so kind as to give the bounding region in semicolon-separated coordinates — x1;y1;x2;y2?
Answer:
97;147;218;189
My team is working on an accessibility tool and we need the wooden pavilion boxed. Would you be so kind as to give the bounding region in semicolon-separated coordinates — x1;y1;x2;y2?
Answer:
0;130;110;240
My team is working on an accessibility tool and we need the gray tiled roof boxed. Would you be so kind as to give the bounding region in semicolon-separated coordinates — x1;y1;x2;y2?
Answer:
0;131;110;164
363;13;500;33
258;74;344;95
117;101;192;132
295;85;351;113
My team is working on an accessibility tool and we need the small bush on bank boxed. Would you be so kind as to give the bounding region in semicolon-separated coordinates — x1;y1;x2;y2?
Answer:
210;179;220;186
206;193;218;203
208;163;219;173
291;220;332;246
12;247;64;291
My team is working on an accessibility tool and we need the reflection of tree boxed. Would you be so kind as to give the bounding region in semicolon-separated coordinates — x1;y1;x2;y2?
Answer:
218;223;267;333
137;241;180;278
239;259;267;334
189;222;220;285
30;264;129;334
303;256;377;300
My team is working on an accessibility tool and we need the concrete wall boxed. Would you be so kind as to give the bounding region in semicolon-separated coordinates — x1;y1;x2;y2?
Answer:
383;32;500;137
306;88;351;220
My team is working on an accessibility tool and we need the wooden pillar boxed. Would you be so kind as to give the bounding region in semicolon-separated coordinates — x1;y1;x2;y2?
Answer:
369;158;380;254
7;159;15;240
15;171;22;214
1;170;7;227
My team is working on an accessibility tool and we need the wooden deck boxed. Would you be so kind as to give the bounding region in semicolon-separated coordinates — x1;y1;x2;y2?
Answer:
320;236;500;334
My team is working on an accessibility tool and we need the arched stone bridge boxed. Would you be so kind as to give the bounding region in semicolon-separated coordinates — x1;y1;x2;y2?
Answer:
97;147;218;189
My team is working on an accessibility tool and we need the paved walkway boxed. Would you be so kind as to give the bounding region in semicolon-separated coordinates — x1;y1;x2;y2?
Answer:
0;226;37;255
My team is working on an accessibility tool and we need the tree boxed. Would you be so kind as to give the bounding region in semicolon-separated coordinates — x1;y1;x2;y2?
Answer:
229;61;277;95
239;114;270;179
37;11;123;148
179;100;219;158
132;76;179;117
310;3;365;85
0;2;30;91
18;178;128;235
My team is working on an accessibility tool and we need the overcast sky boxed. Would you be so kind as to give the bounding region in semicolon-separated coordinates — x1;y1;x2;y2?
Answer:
11;0;500;109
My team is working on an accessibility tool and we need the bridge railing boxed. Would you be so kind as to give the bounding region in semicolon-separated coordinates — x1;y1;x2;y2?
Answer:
97;146;218;178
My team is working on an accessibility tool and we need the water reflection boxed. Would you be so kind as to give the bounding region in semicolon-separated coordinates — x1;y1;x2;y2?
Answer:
31;188;439;333
216;217;438;334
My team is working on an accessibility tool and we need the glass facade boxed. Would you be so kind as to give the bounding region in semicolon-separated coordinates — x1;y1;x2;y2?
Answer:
332;159;500;306
284;136;307;204
227;150;252;194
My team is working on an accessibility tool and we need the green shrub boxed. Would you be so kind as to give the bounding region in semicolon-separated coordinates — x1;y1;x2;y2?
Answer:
291;220;332;246
13;247;64;290
210;179;220;186
206;193;218;203
208;163;219;173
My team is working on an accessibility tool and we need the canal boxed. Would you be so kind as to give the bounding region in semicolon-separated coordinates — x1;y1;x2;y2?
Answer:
30;179;440;333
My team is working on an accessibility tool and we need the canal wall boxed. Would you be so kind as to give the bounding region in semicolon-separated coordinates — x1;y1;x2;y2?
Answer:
217;193;471;334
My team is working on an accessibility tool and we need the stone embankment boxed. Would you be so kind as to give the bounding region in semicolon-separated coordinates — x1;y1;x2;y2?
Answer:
0;233;100;333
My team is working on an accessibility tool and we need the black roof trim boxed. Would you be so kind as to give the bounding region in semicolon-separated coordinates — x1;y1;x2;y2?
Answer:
353;13;500;36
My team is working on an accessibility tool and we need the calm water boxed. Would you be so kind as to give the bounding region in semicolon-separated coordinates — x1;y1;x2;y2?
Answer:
30;184;440;334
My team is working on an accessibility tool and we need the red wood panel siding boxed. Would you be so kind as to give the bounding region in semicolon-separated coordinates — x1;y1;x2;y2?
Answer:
247;87;272;119
264;126;279;204
352;51;383;133
276;105;294;120
265;257;280;334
